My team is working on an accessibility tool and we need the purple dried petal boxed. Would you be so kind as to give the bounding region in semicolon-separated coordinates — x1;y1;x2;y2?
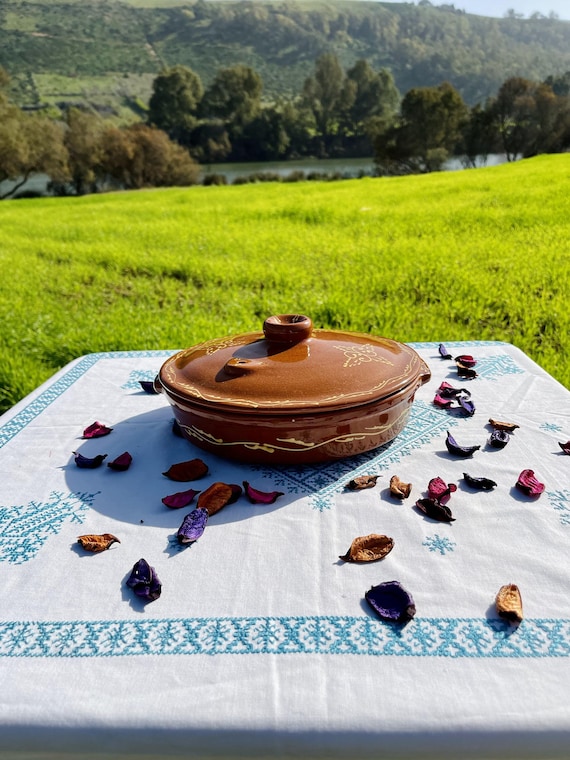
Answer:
126;558;161;601
427;477;457;505
454;354;477;368
558;441;570;455
438;344;452;360
458;396;476;416
82;421;113;438
73;451;107;468
139;380;158;394
243;481;284;504
177;507;209;544
488;430;510;449
365;580;416;624
516;469;545;497
463;472;497;490
162;488;201;509
415;497;455;522
445;431;480;458
107;451;133;471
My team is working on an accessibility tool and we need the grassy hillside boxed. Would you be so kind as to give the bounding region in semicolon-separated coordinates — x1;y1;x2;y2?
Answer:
1;0;570;120
0;154;568;414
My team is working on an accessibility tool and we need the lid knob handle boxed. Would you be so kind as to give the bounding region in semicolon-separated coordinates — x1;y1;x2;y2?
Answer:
263;314;313;344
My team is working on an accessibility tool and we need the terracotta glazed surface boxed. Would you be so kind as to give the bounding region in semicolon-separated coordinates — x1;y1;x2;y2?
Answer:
156;315;431;465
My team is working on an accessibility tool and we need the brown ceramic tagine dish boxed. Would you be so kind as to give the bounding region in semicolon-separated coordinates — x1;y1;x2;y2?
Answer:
155;314;431;465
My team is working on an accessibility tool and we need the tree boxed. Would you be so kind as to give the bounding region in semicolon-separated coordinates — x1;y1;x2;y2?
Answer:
148;65;203;141
375;82;468;174
63;108;106;195
0;75;68;199
99;124;199;190
200;64;262;138
301;52;350;149
342;60;399;136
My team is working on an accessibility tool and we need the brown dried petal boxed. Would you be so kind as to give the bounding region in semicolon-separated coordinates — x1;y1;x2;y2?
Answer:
489;418;520;433
346;475;379;491
339;534;394;562
77;533;120;553
197;482;235;516
389;475;412;499
162;458;209;482
495;584;523;623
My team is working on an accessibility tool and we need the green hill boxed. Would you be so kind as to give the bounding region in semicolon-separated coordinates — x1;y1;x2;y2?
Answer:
1;0;570;121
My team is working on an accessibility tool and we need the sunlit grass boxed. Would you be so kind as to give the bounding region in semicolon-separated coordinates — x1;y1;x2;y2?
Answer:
0;154;568;412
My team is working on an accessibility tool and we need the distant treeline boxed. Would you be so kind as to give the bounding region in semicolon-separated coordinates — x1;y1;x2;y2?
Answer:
1;58;569;199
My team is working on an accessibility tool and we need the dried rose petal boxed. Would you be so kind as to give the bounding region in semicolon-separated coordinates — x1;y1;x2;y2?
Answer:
458;396;476;416
126;558;161;601
427;477;457;505
415;497;455;522
489;418;520;433
82;421;113;438
73;451;107;468
516;469;545;496
345;474;379;491
488;430;510;449
77;533;120;552
197;482;235;516
495;584;523;623
139;380;158;394
365;580;416;624
445;431;480;458
340;534;394;563
463;472;497;490
456;363;477;378
162;488;201;509
438;344;452;360
454;354;477;368
559;441;570;455
163;458;209;481
107;451;133;471
437;382;471;400
243;481;284;504
389;475;412;499
177;507;209;544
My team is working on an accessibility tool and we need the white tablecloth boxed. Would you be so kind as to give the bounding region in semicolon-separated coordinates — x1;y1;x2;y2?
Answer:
1;342;569;759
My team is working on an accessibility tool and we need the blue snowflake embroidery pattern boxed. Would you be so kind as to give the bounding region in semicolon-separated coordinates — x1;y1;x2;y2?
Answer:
540;422;563;433
252;400;456;511
2;615;570;658
547;490;570;526
121;370;158;391
0;491;97;564
423;534;456;555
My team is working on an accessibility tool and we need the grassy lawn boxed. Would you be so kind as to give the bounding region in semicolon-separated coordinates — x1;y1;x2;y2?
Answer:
0;153;568;413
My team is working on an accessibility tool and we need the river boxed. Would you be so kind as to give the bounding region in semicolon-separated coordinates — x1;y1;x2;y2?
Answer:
1;154;510;198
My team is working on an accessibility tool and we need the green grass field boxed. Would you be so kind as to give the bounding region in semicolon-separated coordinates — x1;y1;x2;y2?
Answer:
0;154;568;414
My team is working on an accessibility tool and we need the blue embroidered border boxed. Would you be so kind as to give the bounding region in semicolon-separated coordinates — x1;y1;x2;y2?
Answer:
1;615;569;658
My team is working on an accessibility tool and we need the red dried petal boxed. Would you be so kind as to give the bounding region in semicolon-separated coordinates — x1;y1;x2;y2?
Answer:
162;488;201;509
516;469;545;496
427;477;457;505
82;421;113;438
559;441;570;455
243;481;284;504
107;451;133;471
163;458;209;481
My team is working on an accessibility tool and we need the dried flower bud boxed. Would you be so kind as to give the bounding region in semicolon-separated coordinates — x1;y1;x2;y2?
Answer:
339;534;394;563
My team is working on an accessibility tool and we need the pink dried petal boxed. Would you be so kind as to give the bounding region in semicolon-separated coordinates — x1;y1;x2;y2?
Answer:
83;421;113;438
162;488;201;509
516;469;545;497
243;481;284;504
107;451;133;471
559;441;570;455
454;354;477;368
433;394;454;408
427;476;457;505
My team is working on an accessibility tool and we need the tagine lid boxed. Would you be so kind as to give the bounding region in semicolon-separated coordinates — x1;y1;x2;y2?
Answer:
158;314;430;413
